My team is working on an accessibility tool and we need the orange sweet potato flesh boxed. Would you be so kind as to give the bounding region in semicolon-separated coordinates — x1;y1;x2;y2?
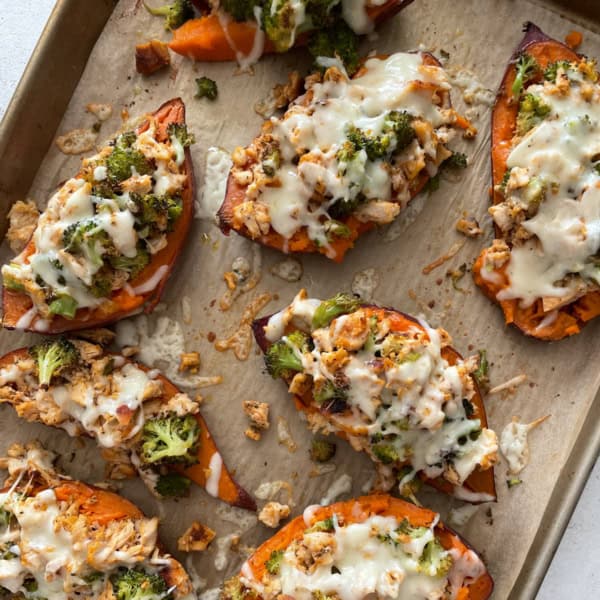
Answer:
169;0;415;61
243;494;493;599
0;348;256;511
218;53;456;263
472;23;600;340
2;98;194;334
252;306;496;501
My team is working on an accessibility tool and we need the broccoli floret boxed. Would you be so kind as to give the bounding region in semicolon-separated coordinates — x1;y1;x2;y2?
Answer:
307;517;335;532
167;123;195;148
323;219;351;240
512;53;540;98
89;271;113;299
308;21;359;75
3;272;25;293
264;549;284;575
29;338;79;386
106;143;153;184
309;439;336;462
144;0;194;30
507;477;523;488
109;248;150;279
328;194;362;220
313;379;348;412
443;152;468;169
132;194;183;233
516;93;551;135
111;567;170;600
371;442;399;465
396;518;429;539
155;473;192;497
264;330;310;379
262;0;304;52
312;293;360;329
221;0;263;22
472;349;488;389
383;110;415;152
195;77;218;101
0;508;12;528
544;60;572;82
140;414;200;465
418;539;453;578
63;219;111;269
48;294;79;319
221;576;258;600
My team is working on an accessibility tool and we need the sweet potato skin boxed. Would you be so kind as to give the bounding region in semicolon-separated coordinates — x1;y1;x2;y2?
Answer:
472;22;600;340
169;0;416;62
218;52;446;263
252;304;496;502
0;347;256;511
242;494;493;600
2;97;195;334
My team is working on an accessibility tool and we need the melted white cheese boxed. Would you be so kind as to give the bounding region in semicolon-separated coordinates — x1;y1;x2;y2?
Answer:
198;147;233;221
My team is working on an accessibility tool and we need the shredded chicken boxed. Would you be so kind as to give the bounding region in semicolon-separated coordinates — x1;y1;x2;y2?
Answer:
6;200;39;253
177;521;216;552
135;39;171;75
258;502;291;528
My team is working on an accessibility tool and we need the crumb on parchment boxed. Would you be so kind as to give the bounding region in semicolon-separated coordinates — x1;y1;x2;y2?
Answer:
258;501;291;528
177;521;216;552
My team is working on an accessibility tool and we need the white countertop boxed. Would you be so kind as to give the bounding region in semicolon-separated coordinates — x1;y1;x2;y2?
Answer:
1;2;598;598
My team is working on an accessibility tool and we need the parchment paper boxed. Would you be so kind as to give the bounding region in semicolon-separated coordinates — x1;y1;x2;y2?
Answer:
1;1;599;598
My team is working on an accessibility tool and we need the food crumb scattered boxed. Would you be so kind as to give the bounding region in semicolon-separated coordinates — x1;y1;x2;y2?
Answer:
258;501;291;528
422;241;465;274
455;216;483;238
309;439;336;463
55;128;97;155
500;414;550;474
179;351;201;373
565;30;583;50
177;521;216;552
446;263;468;291
245;426;262;441
243;400;270;430
135;39;171;75
85;102;113;121
6;200;39;253
351;267;380;301
488;373;527;395
270;258;303;282
277;416;298;453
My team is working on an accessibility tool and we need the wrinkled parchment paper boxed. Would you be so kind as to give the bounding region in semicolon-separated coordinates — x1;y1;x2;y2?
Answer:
1;1;600;597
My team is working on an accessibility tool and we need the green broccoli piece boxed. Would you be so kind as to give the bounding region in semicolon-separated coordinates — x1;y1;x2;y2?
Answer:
309;439;336;462
144;0;194;30
221;0;263;22
29;338;79;386
140;414;200;465
155;473;192;497
544;60;572;82
507;477;523;488
312;592;338;600
516;93;551;135
265;549;284;575
111;567;170;600
312;293;360;329
106;142;153;184
195;77;218;101
328;194;361;220
221;576;258;600
262;0;304;53
313;379;348;409
512;53;540;99
594;162;600;176
323;219;351;240
89;271;113;299
0;508;12;528
109;248;150;279
48;294;79;319
444;152;468;169
3;272;25;293
307;21;359;76
371;442;399;465
418;539;453;578
396;518;429;539
132;194;183;233
63;219;111;269
472;349;488;389
264;330;310;379
167;123;195;148
307;517;335;532
383;110;415;152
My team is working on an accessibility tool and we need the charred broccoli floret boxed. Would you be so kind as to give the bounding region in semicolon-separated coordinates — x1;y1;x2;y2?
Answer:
443;152;468;169
140;413;200;465
308;21;359;75
313;379;348;411
167;123;195;148
544;60;572;82
144;0;194;30
309;438;336;462
418;539;453;578
155;473;192;497
221;576;258;600
262;0;304;52
63;219;112;269
221;0;263;22
371;442;399;465
265;549;284;575
106;136;153;183
516;93;551;135
132;194;183;233
29;338;79;386
512;53;540;98
195;77;218;101
110;567;170;600
109;247;150;279
312;293;360;329
264;330;311;379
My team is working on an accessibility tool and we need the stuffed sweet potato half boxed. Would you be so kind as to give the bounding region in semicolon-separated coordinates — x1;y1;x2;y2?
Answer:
0;338;255;510
222;494;493;600
473;23;600;340
252;291;497;502
2;98;194;334
218;52;474;262
0;442;195;599
167;0;414;64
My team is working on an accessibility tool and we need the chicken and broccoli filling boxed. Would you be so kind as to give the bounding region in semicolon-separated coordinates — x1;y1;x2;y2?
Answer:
224;513;485;600
2;121;192;321
0;339;200;496
230;52;469;257
262;291;498;492
0;443;193;600
483;56;600;308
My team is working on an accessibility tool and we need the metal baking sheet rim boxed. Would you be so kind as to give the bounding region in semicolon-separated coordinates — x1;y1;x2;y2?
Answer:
0;1;599;598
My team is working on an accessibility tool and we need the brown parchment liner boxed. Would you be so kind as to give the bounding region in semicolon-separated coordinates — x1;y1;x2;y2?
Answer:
0;1;599;598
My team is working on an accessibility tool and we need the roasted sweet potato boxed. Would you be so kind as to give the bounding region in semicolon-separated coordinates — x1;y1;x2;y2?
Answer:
0;442;194;598
2;98;194;334
252;291;497;502
169;0;415;62
219;52;472;262
222;494;494;600
0;341;255;510
472;23;600;340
